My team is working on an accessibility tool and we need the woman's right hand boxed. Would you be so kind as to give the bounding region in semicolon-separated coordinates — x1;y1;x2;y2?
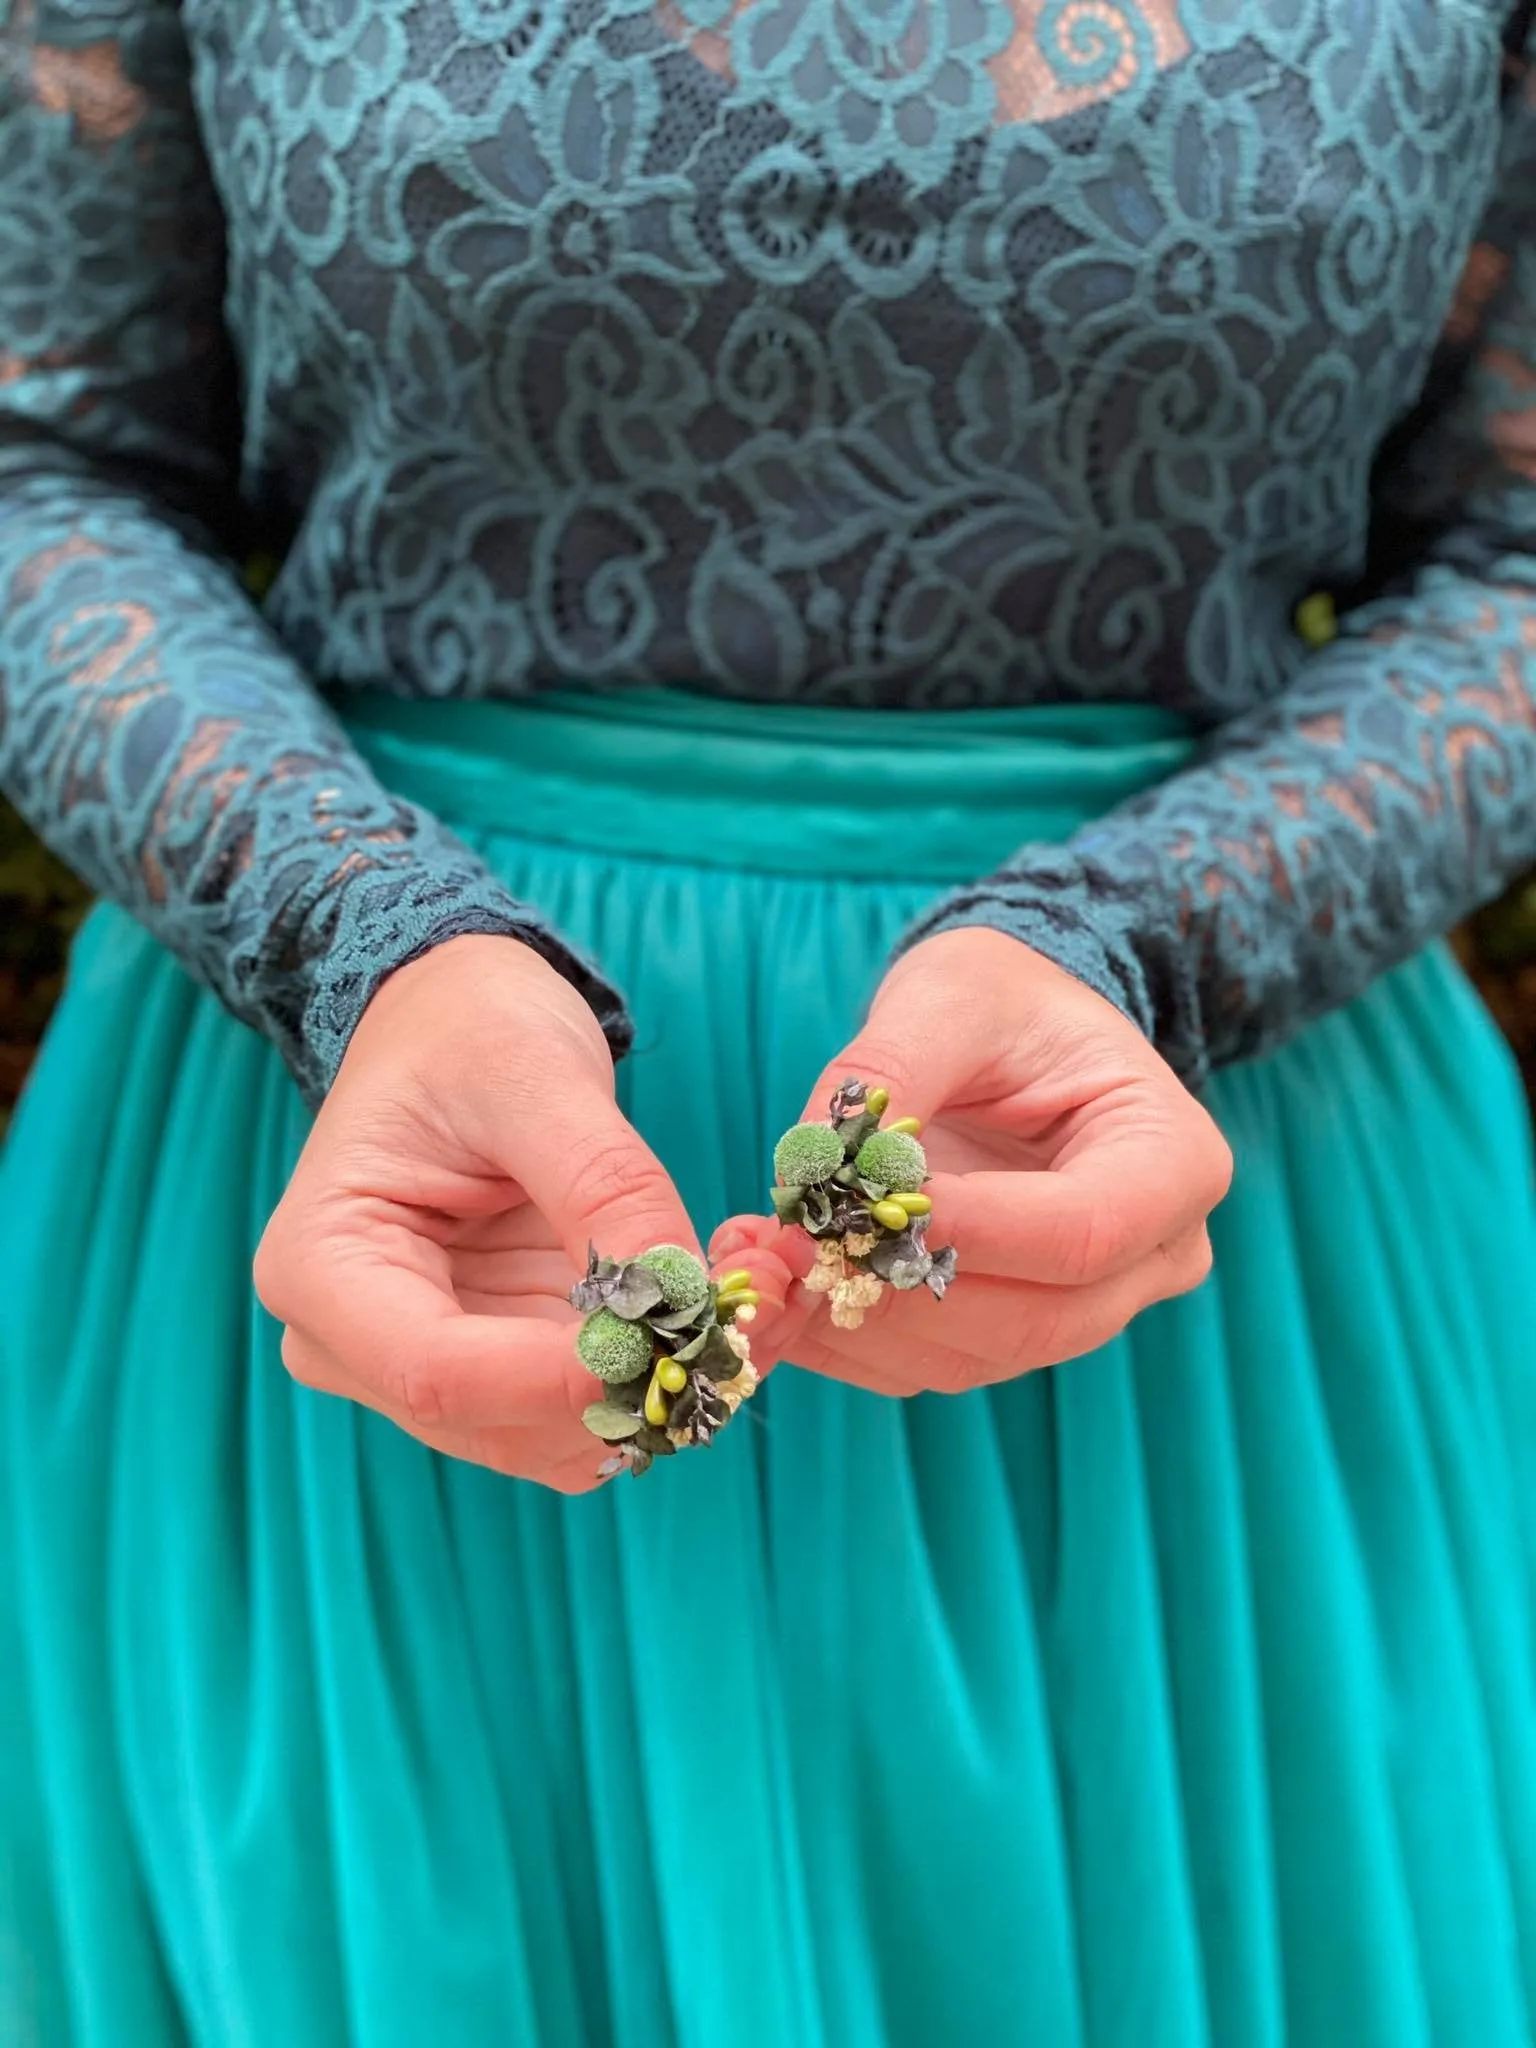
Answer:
254;935;773;1491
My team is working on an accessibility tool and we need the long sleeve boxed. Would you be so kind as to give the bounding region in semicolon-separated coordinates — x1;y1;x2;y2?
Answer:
0;0;629;1107
905;20;1536;1093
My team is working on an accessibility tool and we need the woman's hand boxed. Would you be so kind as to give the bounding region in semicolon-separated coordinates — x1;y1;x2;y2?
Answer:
255;935;718;1491
714;928;1232;1395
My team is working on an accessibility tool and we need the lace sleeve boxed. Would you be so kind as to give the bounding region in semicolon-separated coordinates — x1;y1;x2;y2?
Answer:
0;0;629;1107
904;15;1536;1091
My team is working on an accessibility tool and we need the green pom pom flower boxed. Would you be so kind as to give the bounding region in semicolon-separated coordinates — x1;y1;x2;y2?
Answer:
773;1122;846;1188
854;1128;928;1194
635;1242;710;1310
576;1308;655;1384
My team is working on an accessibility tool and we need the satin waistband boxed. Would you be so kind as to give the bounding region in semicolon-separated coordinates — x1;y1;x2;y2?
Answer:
338;686;1196;882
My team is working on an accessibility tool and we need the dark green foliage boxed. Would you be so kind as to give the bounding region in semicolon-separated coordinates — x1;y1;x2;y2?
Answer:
0;802;91;1136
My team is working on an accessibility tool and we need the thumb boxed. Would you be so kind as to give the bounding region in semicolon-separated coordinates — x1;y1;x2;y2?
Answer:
799;963;982;1129
489;1064;702;1271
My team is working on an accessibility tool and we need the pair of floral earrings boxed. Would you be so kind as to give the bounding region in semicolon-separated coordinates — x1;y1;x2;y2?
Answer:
569;1079;958;1476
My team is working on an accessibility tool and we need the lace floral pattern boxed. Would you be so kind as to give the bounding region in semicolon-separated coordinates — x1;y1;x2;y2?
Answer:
0;0;1532;1093
907;10;1536;1082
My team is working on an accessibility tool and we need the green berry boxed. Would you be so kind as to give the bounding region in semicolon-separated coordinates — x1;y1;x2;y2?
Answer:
635;1243;710;1311
773;1122;846;1187
854;1128;928;1194
576;1308;654;1384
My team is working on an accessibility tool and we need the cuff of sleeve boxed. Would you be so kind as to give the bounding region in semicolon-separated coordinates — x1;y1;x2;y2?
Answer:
262;816;632;1111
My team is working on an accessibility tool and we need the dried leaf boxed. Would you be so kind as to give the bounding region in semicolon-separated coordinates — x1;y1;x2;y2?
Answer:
835;1110;880;1154
601;1377;648;1415
603;1265;666;1320
583;1404;644;1441
691;1323;740;1381
828;1078;868;1121
651;1301;709;1335
925;1245;959;1299
868;1228;933;1290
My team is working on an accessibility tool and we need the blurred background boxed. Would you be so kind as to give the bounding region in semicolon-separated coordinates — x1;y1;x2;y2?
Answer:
2;795;1535;1137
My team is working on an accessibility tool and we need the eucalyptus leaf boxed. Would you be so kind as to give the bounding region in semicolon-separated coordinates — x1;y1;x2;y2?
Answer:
692;1323;739;1380
569;1277;611;1314
601;1377;648;1415
583;1404;643;1441
693;1373;729;1425
672;1328;709;1363
603;1266;666;1320
836;1110;880;1154
828;1078;868;1120
771;1184;806;1221
803;1186;833;1230
887;1254;933;1290
651;1301;708;1335
636;1424;677;1457
868;1228;934;1290
926;1246;959;1299
857;1177;888;1201
832;1163;859;1188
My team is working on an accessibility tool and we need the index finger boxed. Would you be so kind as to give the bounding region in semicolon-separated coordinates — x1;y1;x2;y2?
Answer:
287;1255;595;1434
925;1133;1230;1288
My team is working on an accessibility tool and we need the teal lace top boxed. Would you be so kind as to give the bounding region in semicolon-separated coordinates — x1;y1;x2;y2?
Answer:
2;1;1534;1104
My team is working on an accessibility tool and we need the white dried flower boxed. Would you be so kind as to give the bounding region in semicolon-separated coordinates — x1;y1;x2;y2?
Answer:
724;1322;753;1363
803;1245;841;1296
829;1272;884;1329
717;1360;760;1415
843;1232;877;1258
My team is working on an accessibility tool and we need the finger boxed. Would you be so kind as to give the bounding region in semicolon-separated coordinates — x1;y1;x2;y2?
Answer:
791;1229;1213;1391
486;1074;703;1272
275;1252;598;1434
409;1424;610;1494
447;1247;584;1299
709;1214;775;1266
917;1119;1229;1286
795;945;1012;1129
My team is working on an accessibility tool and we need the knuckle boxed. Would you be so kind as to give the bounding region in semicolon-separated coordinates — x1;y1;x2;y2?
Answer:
1001;1312;1045;1375
547;1461;606;1497
252;1224;295;1323
1053;1201;1132;1286
1183;1231;1215;1290
1186;1114;1234;1208
921;1345;982;1396
564;1131;675;1232
280;1329;320;1388
1205;1135;1235;1207
391;1359;448;1434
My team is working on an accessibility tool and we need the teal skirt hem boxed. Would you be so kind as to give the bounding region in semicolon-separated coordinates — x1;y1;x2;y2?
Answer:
4;689;1536;2047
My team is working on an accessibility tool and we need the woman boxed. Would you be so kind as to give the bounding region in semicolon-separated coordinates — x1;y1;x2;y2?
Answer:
3;1;1535;2040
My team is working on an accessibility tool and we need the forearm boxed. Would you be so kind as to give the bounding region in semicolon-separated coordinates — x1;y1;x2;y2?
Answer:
0;472;631;1103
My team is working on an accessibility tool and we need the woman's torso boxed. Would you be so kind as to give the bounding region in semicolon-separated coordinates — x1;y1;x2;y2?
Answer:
177;0;1510;708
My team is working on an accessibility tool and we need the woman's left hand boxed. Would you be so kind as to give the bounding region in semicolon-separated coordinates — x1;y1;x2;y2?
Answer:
711;928;1233;1395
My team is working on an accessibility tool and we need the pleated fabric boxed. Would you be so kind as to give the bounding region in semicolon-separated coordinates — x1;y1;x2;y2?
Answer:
4;689;1536;2048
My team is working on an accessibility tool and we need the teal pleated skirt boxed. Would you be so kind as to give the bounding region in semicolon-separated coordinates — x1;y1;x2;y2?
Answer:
4;690;1536;2048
